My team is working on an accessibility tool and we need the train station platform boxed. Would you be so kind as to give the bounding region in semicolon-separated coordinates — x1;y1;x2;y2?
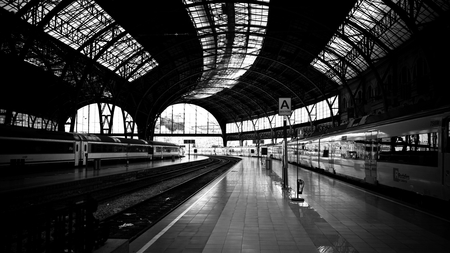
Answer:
129;157;450;253
0;155;208;192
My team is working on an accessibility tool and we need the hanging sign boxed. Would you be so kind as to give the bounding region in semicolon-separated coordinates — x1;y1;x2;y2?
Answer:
278;98;291;116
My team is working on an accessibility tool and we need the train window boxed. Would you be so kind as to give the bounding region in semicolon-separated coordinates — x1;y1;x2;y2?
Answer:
379;133;438;153
339;141;364;159
378;132;439;166
347;151;357;159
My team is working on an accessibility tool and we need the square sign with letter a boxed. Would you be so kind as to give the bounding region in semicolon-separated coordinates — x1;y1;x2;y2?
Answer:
279;98;291;116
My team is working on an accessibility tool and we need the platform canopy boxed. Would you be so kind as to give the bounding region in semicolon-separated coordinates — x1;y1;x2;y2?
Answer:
0;0;447;135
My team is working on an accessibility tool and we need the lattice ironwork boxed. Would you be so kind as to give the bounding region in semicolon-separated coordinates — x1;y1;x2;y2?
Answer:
312;0;449;85
1;0;157;82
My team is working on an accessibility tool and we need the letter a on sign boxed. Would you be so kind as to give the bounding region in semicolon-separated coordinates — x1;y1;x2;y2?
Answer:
279;98;291;116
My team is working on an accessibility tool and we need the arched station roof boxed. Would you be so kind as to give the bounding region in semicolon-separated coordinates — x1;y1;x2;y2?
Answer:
0;0;448;138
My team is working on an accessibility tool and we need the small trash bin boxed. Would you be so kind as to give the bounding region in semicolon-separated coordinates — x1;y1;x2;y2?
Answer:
94;159;101;170
297;179;305;194
266;158;272;170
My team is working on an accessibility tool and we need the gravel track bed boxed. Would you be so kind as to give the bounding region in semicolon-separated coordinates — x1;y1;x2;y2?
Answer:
94;170;196;220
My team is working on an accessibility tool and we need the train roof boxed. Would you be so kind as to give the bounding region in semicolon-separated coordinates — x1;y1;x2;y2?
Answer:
147;140;179;147
297;105;450;142
75;133;149;145
0;124;77;140
0;126;176;146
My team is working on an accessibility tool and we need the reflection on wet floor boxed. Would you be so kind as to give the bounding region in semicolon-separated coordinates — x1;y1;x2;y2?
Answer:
265;163;358;252
266;158;450;253
289;200;358;253
130;157;450;253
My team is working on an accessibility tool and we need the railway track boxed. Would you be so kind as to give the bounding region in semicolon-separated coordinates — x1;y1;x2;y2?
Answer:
1;158;216;215
100;156;241;241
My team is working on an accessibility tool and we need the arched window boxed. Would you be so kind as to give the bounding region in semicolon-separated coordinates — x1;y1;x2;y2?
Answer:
155;103;221;135
154;103;222;147
65;103;136;137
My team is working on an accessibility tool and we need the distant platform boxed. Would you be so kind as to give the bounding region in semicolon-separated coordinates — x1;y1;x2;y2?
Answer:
0;155;208;192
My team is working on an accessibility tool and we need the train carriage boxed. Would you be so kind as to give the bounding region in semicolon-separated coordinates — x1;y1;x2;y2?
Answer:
0;125;181;168
150;140;181;160
285;106;450;201
0;125;79;167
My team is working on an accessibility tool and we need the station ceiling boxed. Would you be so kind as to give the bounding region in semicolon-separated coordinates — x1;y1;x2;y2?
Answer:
0;0;447;136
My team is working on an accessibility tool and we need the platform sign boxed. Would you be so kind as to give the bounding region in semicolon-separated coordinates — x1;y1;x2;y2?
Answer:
184;140;195;144
279;98;291;116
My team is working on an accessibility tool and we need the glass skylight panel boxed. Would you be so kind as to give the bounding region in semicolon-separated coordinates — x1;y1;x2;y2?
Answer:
0;0;30;13
1;0;156;82
313;0;411;83
183;0;269;99
314;0;448;84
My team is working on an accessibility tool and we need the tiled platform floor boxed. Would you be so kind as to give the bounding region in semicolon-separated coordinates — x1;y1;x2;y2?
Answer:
130;157;450;253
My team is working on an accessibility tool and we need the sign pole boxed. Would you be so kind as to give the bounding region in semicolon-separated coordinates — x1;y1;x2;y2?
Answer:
283;116;288;189
279;97;291;190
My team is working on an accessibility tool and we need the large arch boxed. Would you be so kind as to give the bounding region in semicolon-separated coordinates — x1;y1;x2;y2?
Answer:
153;103;223;147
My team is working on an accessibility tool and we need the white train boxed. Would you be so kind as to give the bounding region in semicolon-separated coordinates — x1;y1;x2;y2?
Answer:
0;125;181;168
198;106;450;201
194;146;258;157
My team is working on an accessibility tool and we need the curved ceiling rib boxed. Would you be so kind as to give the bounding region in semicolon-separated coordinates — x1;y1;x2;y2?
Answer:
182;0;270;99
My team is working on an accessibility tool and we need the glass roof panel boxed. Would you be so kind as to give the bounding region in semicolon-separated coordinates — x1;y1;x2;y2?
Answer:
0;0;31;12
313;0;449;84
1;0;157;82
313;0;440;84
183;0;270;99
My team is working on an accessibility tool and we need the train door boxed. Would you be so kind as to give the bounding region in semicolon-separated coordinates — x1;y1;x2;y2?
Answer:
81;141;88;166
148;145;153;160
364;130;378;184
75;142;80;166
442;117;450;188
328;140;335;174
